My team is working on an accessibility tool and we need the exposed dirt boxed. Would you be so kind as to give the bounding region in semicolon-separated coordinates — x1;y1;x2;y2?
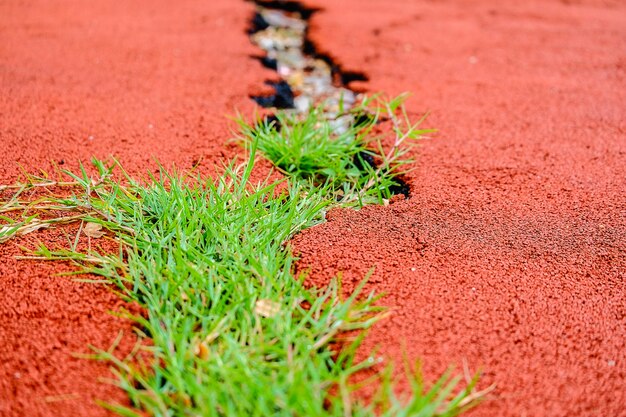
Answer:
293;0;626;416
1;0;625;416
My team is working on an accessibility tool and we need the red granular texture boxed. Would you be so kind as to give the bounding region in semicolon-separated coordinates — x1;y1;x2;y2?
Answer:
0;1;269;416
292;0;626;416
2;0;625;416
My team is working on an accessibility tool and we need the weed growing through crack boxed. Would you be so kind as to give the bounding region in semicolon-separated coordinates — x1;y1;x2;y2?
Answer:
238;93;432;206
0;95;489;416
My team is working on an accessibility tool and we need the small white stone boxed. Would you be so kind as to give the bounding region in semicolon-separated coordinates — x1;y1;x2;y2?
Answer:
294;95;311;113
277;64;291;77
608;360;616;367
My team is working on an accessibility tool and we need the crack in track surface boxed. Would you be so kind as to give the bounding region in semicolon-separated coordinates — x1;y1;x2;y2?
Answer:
247;0;411;197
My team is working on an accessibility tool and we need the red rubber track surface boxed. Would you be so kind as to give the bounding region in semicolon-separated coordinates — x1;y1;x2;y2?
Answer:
1;1;625;416
0;1;267;416
295;1;626;416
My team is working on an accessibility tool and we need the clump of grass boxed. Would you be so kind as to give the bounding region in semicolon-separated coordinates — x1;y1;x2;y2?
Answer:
0;95;489;416
237;93;433;206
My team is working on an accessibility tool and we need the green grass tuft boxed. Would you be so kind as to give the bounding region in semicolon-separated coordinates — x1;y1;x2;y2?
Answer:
237;94;433;207
0;94;489;416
